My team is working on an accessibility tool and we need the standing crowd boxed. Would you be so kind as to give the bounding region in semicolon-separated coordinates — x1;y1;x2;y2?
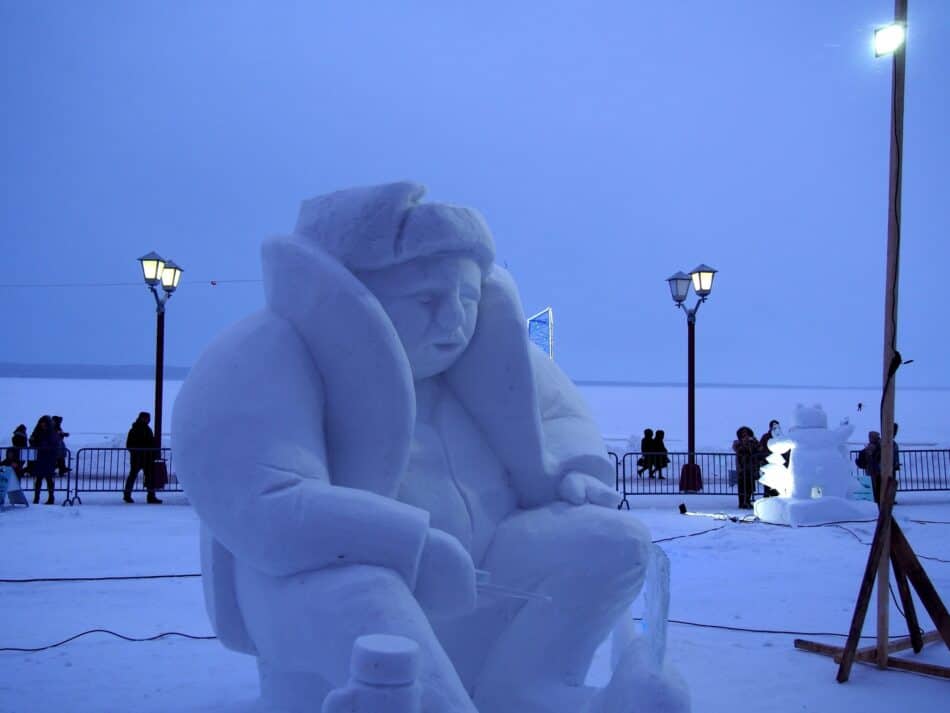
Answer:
5;411;164;505
6;415;70;504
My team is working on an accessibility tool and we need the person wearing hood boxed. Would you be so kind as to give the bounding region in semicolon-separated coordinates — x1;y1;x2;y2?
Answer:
732;425;762;509
11;424;27;468
173;183;664;713
124;412;161;504
29;415;58;504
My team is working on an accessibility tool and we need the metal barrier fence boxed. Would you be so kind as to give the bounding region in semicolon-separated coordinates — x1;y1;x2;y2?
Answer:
848;448;950;492
7;443;949;508
69;447;180;503
609;451;748;508
609;448;950;508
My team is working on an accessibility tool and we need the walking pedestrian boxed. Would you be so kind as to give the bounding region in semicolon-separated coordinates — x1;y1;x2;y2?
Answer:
123;412;162;504
650;429;670;479
637;428;654;477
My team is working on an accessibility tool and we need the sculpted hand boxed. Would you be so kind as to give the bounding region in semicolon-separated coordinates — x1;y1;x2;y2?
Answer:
414;528;476;617
558;471;619;508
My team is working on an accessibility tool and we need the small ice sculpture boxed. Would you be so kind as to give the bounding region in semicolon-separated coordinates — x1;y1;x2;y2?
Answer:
758;422;792;497
172;183;688;713
754;404;876;526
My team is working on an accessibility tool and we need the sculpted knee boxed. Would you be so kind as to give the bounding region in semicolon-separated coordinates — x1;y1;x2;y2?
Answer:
576;507;651;579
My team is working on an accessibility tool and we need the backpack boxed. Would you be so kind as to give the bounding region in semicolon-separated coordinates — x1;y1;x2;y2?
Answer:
856;448;868;470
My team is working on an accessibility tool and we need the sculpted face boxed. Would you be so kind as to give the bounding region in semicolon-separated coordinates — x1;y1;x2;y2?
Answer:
358;254;482;380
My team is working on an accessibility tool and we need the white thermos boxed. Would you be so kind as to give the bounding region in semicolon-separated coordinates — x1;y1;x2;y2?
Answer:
322;634;422;713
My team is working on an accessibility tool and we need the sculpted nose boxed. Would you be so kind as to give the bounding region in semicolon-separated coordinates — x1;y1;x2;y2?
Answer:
434;296;464;331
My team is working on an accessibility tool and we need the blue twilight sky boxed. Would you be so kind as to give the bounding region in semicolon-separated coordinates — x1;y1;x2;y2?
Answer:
1;1;948;388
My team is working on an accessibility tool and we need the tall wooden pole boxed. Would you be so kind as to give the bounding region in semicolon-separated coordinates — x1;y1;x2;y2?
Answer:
876;0;907;668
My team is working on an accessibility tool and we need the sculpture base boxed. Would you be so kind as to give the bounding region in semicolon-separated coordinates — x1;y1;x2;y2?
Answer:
753;496;877;527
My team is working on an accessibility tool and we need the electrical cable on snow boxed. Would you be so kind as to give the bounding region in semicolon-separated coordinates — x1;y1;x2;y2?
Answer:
633;617;913;640
2;617;914;655
652;525;728;543
0;573;201;584
1;513;938;652
0;629;216;653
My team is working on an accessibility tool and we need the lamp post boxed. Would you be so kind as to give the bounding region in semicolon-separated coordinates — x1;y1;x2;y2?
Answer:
666;264;717;490
872;0;907;670
138;252;184;453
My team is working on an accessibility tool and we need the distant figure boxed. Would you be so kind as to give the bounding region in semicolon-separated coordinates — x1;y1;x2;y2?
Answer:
51;416;70;477
1;447;24;480
650;429;670;479
893;422;900;477
856;431;882;503
858;425;900;505
637;428;654;477
124;412;161;504
732;425;762;510
758;419;785;497
29;415;58;504
1;447;27;507
11;424;28;467
857;402;863;413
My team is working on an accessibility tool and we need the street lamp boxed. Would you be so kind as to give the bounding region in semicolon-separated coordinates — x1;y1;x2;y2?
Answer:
138;252;184;456
666;264;717;492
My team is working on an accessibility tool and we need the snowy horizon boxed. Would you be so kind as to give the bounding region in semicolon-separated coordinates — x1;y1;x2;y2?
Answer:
3;376;949;451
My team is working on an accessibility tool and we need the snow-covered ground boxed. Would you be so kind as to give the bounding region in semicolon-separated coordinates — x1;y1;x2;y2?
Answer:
2;492;948;712
2;377;949;712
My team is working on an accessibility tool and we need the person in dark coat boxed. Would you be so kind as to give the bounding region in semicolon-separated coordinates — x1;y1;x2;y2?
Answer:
859;428;900;505
732;425;762;509
124;411;161;504
637;428;654;477
650;429;670;479
51;415;70;477
29;415;59;504
11;424;28;469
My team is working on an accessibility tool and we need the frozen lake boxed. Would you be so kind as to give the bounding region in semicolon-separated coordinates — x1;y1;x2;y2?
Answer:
2;377;949;451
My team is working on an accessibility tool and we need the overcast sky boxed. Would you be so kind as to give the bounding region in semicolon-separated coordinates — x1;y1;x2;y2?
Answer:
2;1;948;388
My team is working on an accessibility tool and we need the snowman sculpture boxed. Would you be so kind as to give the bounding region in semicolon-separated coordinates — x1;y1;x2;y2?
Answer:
755;404;876;526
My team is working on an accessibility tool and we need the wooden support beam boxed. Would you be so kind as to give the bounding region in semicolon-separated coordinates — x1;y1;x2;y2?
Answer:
794;639;842;658
890;544;923;652
853;631;942;661
837;478;898;683
886;656;950;679
795;631;941;663
890;521;950;650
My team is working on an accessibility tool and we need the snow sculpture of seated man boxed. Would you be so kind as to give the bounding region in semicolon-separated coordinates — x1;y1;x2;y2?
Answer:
173;182;684;713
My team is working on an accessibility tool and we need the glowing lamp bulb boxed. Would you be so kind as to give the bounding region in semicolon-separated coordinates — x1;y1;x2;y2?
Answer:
874;23;905;57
